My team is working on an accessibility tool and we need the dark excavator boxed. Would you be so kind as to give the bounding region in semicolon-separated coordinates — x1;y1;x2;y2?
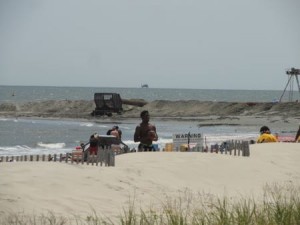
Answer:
91;93;123;117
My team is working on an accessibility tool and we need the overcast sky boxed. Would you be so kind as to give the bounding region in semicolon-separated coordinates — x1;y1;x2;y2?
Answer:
0;0;299;90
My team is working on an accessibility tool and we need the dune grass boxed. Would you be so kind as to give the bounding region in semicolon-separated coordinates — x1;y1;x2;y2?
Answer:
1;183;299;225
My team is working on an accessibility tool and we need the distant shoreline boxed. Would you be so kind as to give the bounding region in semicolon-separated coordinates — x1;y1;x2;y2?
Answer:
0;99;299;118
0;100;299;134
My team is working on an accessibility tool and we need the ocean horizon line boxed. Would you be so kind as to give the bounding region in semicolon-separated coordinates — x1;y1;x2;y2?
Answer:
0;84;284;92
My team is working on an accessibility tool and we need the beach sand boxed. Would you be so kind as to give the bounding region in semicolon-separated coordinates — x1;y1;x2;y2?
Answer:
0;143;299;221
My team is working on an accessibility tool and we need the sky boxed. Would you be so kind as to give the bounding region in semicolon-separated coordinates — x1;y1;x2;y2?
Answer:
0;0;300;90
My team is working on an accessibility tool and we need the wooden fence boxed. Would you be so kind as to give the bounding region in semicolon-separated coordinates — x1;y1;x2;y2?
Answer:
0;147;116;166
208;140;250;156
0;140;250;166
170;140;250;157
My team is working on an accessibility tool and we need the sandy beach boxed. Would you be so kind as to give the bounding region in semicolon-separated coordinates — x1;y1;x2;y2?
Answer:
0;143;299;221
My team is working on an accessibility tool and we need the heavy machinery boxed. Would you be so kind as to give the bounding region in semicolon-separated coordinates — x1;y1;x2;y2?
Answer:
91;93;123;116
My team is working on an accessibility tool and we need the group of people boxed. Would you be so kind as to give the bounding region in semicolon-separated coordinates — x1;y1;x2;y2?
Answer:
85;110;158;154
86;110;300;155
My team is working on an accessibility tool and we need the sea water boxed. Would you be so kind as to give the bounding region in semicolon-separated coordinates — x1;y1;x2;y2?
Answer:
0;116;259;156
0;85;294;156
0;85;288;103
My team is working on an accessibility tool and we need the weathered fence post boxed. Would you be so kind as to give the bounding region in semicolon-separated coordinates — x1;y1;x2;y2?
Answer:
242;141;250;157
65;153;68;163
86;151;90;165
110;146;115;166
105;147;110;166
81;152;84;165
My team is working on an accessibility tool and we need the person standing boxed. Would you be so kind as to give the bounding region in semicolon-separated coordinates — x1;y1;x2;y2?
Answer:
89;133;99;155
134;110;158;151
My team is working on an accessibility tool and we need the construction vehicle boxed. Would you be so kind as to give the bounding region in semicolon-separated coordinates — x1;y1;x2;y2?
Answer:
91;93;123;116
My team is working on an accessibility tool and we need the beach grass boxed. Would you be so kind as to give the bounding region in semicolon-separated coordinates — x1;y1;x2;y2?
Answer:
1;183;299;225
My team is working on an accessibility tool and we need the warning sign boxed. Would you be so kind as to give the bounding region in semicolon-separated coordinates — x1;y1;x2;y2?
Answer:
172;133;203;150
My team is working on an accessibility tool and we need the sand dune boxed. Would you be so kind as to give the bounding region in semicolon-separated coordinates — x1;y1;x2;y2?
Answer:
0;143;299;220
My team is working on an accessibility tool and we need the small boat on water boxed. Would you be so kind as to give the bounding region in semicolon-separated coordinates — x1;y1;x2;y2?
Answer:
141;84;149;88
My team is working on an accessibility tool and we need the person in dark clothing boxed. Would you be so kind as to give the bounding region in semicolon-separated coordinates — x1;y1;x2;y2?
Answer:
89;134;98;155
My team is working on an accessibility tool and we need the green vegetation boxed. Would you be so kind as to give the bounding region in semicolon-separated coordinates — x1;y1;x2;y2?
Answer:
1;183;299;225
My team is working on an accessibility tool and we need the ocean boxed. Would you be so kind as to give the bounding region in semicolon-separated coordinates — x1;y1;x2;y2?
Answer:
0;85;286;103
0;85;294;156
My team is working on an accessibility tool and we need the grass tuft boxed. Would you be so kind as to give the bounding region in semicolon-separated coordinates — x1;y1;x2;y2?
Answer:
1;183;299;225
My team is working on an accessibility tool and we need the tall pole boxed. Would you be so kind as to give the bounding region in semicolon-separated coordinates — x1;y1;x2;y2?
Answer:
279;75;293;102
295;75;300;93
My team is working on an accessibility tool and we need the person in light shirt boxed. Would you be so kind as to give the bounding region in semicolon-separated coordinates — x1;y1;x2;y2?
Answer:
257;126;277;143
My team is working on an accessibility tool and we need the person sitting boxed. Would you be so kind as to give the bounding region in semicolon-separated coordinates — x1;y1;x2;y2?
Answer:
257;126;277;143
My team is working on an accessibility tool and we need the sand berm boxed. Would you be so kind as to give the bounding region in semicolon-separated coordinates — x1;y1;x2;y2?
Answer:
0;99;299;129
